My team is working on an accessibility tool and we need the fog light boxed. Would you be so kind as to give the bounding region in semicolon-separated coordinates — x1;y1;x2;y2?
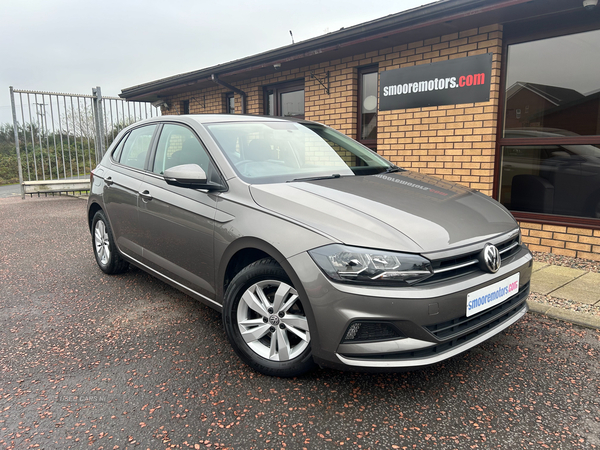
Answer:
345;323;362;340
343;321;405;342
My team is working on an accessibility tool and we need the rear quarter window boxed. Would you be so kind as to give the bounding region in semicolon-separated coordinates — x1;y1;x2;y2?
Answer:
111;133;129;162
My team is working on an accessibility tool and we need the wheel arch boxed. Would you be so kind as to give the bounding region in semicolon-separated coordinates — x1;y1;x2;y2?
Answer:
88;201;103;231
219;237;296;299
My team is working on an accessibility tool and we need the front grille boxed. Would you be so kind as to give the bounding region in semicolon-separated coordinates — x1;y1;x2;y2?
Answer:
497;237;521;259
422;234;522;284
425;282;529;340
339;283;530;361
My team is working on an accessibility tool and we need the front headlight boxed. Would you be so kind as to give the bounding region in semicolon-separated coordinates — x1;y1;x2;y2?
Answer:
308;244;433;286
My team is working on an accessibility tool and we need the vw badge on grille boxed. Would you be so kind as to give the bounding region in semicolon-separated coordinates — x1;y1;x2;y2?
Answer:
481;244;501;273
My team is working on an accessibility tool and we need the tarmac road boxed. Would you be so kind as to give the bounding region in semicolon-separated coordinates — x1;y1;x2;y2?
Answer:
0;184;20;198
1;196;599;449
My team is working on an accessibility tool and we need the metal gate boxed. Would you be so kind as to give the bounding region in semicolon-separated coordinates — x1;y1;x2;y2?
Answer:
9;86;160;198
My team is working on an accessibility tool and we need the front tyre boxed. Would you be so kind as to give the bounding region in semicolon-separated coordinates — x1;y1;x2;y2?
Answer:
223;258;315;377
91;210;129;275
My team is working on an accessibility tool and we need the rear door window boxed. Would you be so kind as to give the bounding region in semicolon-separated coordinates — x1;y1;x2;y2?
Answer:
118;125;157;170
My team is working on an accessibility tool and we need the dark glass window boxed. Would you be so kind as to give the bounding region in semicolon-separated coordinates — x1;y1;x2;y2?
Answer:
358;67;378;149
264;81;304;119
226;93;235;114
499;29;600;222
181;100;190;115
117;125;157;170
504;29;600;137
499;144;600;219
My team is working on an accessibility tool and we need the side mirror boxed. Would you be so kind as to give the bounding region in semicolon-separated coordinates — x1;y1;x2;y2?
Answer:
164;164;225;191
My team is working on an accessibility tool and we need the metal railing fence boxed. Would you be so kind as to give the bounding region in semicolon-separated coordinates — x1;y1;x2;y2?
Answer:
9;86;160;197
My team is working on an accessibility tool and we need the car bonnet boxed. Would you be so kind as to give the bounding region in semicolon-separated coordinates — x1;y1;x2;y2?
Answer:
249;171;518;253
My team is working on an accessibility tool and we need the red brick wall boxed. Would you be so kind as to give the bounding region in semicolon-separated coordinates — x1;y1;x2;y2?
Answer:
520;222;600;261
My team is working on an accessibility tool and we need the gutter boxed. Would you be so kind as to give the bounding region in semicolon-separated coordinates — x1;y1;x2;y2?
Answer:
211;74;247;114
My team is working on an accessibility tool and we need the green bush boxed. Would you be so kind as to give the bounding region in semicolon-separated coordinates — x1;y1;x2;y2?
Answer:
0;122;102;185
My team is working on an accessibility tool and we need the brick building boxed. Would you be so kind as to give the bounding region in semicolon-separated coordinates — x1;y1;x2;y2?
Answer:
120;0;600;260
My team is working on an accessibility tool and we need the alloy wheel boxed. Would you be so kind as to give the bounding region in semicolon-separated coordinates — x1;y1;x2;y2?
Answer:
94;220;111;266
236;280;310;362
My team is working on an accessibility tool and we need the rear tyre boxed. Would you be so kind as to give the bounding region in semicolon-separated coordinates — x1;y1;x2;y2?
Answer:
223;258;315;377
92;210;129;274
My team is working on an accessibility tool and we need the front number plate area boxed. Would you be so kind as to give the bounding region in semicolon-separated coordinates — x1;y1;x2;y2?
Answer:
466;273;520;317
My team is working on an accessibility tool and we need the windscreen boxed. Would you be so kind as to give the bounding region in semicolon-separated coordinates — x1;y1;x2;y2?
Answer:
204;121;393;184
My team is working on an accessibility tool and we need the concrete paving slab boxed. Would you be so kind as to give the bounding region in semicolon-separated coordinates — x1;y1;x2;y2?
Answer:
531;265;586;295
532;261;550;273
528;300;600;330
550;272;600;305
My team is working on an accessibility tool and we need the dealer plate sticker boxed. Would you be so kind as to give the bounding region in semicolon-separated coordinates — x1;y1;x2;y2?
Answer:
466;273;520;317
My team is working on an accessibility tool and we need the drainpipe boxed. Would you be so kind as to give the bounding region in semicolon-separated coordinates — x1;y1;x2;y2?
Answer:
211;74;247;114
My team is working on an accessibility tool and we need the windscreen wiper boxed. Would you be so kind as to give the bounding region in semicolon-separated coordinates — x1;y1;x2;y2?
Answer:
289;174;342;182
384;166;404;173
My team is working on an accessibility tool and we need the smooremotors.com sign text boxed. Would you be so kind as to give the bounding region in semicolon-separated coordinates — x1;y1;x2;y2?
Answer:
379;53;493;110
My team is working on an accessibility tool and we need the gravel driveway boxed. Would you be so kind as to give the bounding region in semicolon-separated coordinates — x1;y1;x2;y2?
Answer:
1;196;599;449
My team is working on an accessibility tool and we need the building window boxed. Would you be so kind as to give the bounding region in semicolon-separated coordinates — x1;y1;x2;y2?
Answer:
226;93;235;114
498;28;600;223
181;100;190;115
264;81;304;119
358;66;378;150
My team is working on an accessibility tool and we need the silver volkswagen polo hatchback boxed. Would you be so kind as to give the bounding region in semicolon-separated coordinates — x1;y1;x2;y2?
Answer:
87;114;532;377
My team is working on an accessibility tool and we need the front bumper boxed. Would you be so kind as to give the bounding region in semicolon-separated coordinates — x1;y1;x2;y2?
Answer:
336;295;528;368
287;245;532;370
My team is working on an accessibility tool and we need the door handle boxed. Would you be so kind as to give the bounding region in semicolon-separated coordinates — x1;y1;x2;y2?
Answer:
138;190;153;201
105;176;114;186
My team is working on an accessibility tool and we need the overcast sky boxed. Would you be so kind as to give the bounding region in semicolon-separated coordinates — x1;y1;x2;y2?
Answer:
0;0;433;125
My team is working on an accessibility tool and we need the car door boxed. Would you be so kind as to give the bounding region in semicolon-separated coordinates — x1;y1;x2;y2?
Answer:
137;123;220;301
102;124;158;259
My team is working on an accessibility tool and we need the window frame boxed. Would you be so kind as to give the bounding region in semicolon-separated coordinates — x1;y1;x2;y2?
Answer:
357;65;379;151
264;80;305;119
225;93;235;114
494;21;600;229
181;100;190;115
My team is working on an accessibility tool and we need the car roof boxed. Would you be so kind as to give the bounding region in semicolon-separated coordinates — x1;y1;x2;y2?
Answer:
139;114;319;127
